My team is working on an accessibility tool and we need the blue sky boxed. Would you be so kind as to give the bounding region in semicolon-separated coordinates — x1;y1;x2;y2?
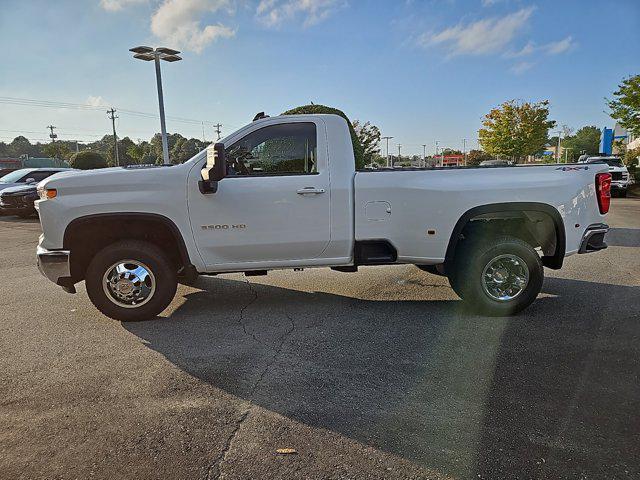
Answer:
1;0;638;155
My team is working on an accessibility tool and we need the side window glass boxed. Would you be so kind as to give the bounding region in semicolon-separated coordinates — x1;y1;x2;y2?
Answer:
28;171;53;182
226;123;317;176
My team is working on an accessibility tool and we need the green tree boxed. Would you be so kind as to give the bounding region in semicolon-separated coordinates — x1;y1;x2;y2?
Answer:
352;120;381;166
127;141;155;165
70;151;108;170
282;104;365;169
466;149;492;166
608;74;640;136
561;126;601;161
479;100;556;161
117;137;136;166
43;142;72;161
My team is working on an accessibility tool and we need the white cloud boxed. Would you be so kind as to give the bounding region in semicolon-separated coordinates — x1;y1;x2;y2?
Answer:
100;0;146;11
150;0;236;53
418;7;535;56
505;40;536;58
510;61;533;75
506;35;576;58
545;36;575;55
85;95;109;107
256;0;344;28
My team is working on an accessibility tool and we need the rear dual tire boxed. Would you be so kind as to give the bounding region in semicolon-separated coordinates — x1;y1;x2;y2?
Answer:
447;236;543;316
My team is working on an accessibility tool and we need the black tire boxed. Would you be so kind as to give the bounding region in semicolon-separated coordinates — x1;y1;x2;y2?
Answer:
619;189;627;198
85;240;177;321
17;211;34;218
451;236;543;316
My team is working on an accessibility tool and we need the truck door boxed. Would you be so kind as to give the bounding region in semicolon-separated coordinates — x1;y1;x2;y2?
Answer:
188;120;331;268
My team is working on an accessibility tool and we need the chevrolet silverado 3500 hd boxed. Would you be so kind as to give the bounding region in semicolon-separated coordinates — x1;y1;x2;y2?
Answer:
36;114;612;321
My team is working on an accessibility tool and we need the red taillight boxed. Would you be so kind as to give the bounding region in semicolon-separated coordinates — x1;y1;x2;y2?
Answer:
596;172;611;214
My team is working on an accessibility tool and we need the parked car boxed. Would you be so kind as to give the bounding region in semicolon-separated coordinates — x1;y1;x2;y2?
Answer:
0;184;40;217
479;159;513;166
36;114;611;321
0;168;73;193
578;156;630;197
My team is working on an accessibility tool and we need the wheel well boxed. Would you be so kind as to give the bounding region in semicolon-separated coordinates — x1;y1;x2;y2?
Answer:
445;204;566;271
64;214;190;282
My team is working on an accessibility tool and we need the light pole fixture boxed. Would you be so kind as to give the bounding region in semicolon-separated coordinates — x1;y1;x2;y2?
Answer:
130;46;182;166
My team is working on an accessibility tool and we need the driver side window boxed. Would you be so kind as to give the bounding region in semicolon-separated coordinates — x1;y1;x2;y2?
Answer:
225;122;317;176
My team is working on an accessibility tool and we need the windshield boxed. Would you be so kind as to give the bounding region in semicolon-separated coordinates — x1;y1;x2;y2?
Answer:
587;158;623;167
0;169;30;184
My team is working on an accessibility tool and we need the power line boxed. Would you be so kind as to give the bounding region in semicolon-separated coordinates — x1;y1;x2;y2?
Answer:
0;96;221;127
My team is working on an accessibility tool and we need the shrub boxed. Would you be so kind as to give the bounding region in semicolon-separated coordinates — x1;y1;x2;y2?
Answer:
70;151;108;170
281;104;365;170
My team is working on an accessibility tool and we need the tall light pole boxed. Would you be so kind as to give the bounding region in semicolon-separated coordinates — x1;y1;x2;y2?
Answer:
422;144;427;168
555;130;563;163
435;140;440;167
382;136;393;167
130;46;182;166
397;144;402;167
462;138;467;166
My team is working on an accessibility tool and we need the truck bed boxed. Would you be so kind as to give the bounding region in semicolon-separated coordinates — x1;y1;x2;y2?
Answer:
354;163;608;264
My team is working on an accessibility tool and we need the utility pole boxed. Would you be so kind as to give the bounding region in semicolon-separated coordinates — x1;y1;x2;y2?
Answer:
556;131;562;163
107;108;120;166
462;138;467;166
435;140;439;167
214;123;222;141
422;144;427;168
396;144;402;167
47;125;57;142
381;136;393;167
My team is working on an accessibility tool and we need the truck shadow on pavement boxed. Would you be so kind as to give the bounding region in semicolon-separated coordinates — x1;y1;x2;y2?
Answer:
124;275;640;480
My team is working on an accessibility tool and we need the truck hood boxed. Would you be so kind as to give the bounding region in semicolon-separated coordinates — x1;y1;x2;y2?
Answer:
40;164;187;194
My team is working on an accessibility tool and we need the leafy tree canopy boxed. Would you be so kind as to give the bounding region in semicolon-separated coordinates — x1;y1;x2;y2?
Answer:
608;74;640;136
479;100;556;161
561;126;601;161
466;149;492;166
281;104;365;169
352;120;381;167
70;151;108;170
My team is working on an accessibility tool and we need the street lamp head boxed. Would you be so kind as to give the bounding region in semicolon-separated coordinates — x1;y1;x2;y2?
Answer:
160;54;182;62
130;46;154;54
156;47;180;55
133;52;155;61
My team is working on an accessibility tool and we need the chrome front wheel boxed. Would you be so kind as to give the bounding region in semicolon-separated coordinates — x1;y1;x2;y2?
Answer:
102;260;156;308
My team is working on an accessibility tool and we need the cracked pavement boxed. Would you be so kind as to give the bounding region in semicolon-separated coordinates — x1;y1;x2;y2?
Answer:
1;199;639;480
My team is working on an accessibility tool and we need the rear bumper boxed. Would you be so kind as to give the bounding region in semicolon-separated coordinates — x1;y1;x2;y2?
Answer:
37;245;75;292
578;223;609;254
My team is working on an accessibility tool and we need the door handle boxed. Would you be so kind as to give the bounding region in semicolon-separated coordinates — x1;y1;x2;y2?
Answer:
296;187;325;195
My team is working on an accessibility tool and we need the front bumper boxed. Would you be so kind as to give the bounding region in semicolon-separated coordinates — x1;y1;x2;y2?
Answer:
37;245;75;293
578;223;609;254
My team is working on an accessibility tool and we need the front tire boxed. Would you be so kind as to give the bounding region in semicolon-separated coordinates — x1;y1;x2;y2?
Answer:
85;240;177;321
450;236;543;316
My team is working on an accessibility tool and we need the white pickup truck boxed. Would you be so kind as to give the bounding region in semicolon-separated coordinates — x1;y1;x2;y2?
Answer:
36;114;612;321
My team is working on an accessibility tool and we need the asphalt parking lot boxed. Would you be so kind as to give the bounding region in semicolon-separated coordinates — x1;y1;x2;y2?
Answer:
1;199;639;480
